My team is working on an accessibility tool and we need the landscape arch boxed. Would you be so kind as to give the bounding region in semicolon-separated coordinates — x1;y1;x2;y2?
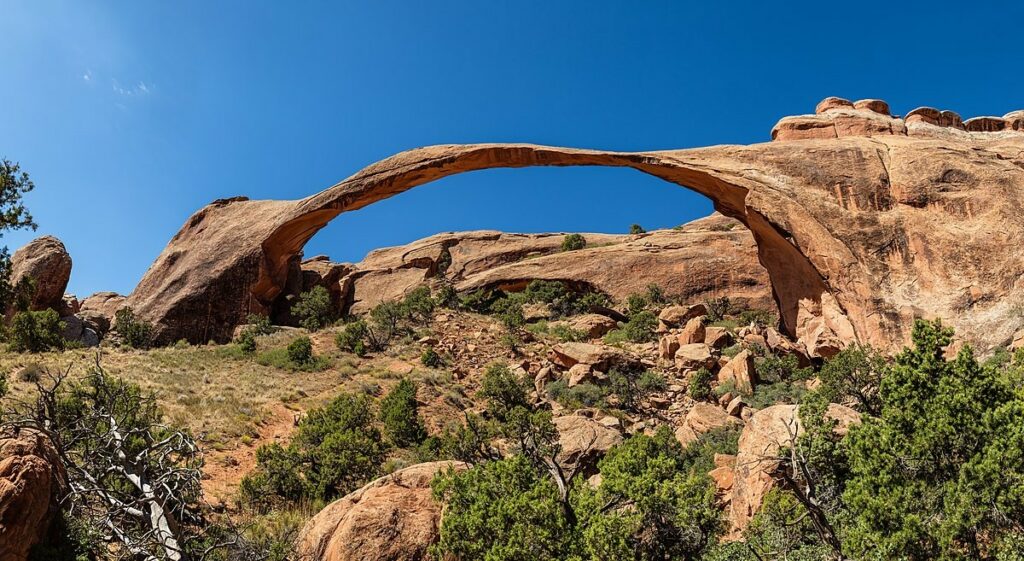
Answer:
128;143;851;353
126;105;1024;355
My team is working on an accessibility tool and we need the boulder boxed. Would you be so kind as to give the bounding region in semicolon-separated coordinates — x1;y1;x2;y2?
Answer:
658;304;707;329
675;403;742;446
658;335;680;360
9;236;72;313
567;363;593;387
550;342;622;371
704;327;732;349
677;316;706;345
0;429;68;561
79;292;126;332
674;343;715;371
719;350;757;394
554;414;623;472
297;461;467;561
568;314;618;339
727;404;859;538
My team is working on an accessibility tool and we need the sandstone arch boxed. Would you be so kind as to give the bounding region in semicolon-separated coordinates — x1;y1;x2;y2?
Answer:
128;99;1024;353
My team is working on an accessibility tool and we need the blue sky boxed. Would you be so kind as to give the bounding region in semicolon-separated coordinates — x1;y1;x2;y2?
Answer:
3;1;1023;296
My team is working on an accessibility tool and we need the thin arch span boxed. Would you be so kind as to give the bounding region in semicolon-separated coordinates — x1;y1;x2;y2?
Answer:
252;144;835;345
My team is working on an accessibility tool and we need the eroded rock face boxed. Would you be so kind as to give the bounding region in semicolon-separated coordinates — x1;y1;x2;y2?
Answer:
0;429;68;561
128;99;1024;354
297;461;467;561
301;213;770;317
9;236;72;313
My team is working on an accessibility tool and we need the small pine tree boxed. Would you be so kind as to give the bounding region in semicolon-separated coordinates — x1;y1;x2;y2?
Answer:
379;378;428;447
292;285;334;331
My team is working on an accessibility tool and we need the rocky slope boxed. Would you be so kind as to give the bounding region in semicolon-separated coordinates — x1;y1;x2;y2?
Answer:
286;212;771;317
126;97;1024;356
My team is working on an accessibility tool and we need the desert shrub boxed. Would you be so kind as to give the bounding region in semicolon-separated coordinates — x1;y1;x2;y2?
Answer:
738;308;775;328
547;379;607;409
703;296;732;323
608;367;665;411
688;367;714;401
549;323;587;342
335;319;368;356
629;223;646;234
287;336;313;364
431;454;575;561
0;372;6;398
114;307;154;349
746;380;808;409
490;293;526;332
244;313;274;336
7;309;64;353
604;310;657;344
478;362;529;422
756;353;813;383
237;330;258;354
435;247;453;276
403;286;435;323
458;289;495;312
291;285;334;331
421;347;444;367
379;378;427;447
434;282;459;308
241;392;389;506
257;337;330;372
561;233;587;251
626;284;667;315
817;344;885;416
367;300;408;348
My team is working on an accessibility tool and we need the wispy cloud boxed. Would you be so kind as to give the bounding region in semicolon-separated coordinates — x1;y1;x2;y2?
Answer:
111;79;152;96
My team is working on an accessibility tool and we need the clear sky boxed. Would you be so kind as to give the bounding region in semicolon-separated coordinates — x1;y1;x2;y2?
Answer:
3;1;1023;297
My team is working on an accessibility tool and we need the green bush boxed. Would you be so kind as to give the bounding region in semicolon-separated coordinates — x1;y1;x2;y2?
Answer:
629;223;646;234
287;336;313;364
256;338;331;372
7;309;64;353
420;347;444;367
335;319;368;354
241;392;389;506
434;282;459;308
703;296;732;323
604;310;657;344
608;367;665;410
291;285;334;331
688;367;714;401
114;307;154;349
546;379;607;409
379;378;427;447
561;233;587;251
478;362;529;422
403;286;435;323
237;330;257;354
549;323;587;342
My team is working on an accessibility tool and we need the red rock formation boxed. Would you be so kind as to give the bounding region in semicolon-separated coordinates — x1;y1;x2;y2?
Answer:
9;236;72;313
0;429;67;561
317;213;770;315
296;461;466;561
128;98;1024;356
